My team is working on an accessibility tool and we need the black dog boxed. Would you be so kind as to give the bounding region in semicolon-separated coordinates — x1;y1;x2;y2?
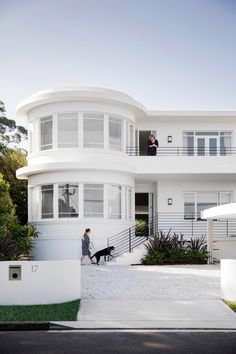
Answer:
91;246;115;265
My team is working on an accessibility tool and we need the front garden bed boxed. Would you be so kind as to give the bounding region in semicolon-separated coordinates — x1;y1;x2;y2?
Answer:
141;231;208;265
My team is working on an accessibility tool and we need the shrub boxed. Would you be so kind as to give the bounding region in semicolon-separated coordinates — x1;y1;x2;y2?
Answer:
0;173;38;260
144;230;173;254
135;219;148;235
141;230;208;265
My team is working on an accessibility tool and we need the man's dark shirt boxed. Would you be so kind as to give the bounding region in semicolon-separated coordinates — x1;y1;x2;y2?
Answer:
147;139;159;156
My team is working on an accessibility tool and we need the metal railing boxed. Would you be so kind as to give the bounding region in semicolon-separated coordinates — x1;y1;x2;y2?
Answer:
126;146;235;156
107;215;157;260
106;212;236;260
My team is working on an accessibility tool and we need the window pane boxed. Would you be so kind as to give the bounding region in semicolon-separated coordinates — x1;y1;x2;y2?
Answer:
28;123;33;153
41;185;53;218
58;183;79;218
84;184;104;217
127;188;132;219
40;116;53;150
108;185;121;219
209;138;217;156
184;192;195;219
220;134;231;155
58;114;78;148
109;116;122;150
220;192;232;205
83;114;104;148
197;138;205;156
197;192;217;219
130;125;134;146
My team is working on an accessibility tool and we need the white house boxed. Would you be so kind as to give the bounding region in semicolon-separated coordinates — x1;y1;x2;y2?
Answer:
16;86;236;261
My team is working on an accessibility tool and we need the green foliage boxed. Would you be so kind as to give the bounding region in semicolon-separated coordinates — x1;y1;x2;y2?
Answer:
135;219;148;235
0;148;27;224
0;174;38;261
141;230;208;265
0;100;27;147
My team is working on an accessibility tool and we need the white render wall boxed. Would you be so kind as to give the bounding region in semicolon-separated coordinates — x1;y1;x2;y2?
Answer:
137;115;235;148
16;87;236;261
157;179;236;214
0;260;81;305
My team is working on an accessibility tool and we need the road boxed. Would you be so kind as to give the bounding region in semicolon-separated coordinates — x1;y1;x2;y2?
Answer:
0;330;236;354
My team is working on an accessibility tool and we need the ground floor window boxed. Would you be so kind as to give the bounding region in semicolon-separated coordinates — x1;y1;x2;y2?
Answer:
108;185;122;219
84;184;104;218
184;191;232;220
41;185;54;219
58;183;79;218
35;183;133;221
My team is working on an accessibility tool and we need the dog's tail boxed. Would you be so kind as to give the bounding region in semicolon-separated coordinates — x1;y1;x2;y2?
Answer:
90;253;95;259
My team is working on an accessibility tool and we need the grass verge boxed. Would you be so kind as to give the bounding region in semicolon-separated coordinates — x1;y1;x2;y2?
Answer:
224;301;236;313
0;299;80;322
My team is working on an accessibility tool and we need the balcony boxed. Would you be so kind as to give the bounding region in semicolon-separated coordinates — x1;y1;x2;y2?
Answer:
126;146;236;176
126;146;235;157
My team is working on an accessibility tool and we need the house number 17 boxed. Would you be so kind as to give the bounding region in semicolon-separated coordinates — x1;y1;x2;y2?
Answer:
31;265;38;272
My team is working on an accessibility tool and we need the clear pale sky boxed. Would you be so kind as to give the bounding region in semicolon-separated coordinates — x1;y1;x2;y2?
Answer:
1;0;236;124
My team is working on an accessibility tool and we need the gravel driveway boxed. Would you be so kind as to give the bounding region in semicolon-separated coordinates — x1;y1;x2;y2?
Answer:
81;264;220;300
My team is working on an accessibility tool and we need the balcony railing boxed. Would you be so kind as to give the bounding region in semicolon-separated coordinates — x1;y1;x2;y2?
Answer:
126;146;235;156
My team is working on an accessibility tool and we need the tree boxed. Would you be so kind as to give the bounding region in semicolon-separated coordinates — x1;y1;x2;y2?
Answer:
0;100;27;148
0;148;28;224
0;173;37;261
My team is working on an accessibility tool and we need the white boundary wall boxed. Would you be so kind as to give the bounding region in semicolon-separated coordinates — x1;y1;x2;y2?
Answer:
0;260;81;305
221;259;236;301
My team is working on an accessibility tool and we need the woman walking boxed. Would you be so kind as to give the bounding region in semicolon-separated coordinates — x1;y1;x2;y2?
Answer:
81;228;95;264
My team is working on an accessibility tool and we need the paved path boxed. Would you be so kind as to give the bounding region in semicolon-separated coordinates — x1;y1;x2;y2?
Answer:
55;264;236;329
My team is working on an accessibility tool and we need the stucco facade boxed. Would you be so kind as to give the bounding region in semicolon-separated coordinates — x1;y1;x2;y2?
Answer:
16;87;236;260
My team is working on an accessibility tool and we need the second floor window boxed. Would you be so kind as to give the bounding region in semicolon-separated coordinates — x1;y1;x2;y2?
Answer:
83;114;104;148
109;116;123;150
58;113;78;148
183;131;231;156
40;116;53;151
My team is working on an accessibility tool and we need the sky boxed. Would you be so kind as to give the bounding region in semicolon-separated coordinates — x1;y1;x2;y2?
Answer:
1;0;236;125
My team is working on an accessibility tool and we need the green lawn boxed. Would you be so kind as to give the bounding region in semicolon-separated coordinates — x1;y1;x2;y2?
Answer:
0;299;80;322
224;301;236;313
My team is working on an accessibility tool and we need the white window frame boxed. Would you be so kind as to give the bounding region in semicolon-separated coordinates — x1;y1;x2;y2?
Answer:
83;113;104;149
184;191;233;220
57;113;78;149
83;184;104;218
109;115;123;151
183;131;232;156
40;116;53;151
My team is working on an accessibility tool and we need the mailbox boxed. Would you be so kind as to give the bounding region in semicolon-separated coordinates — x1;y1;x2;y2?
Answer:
9;265;21;281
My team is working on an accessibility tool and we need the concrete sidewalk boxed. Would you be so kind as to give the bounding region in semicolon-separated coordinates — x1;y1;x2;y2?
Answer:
54;299;236;329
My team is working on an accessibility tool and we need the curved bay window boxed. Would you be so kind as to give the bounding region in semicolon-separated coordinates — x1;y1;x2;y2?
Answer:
36;112;132;153
37;183;133;221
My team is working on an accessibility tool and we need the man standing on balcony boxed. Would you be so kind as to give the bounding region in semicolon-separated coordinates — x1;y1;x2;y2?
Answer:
147;135;159;156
